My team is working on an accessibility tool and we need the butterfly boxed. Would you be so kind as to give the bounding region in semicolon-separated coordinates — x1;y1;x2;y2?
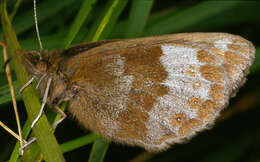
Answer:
21;32;255;151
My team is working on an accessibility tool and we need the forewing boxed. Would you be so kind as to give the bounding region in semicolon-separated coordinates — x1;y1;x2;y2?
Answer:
63;33;255;151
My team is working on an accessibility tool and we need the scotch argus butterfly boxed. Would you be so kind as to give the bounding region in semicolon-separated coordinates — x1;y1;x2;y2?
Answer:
22;33;255;151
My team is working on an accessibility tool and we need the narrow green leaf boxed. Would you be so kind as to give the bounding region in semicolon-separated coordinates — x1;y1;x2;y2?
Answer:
8;120;32;162
0;80;21;105
61;134;102;153
12;0;75;36
125;0;154;38
63;0;97;48
9;0;22;20
84;0;128;42
88;139;109;162
91;0;120;42
144;1;243;35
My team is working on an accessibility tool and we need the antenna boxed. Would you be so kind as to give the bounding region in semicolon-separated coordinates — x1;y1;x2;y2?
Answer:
33;0;43;51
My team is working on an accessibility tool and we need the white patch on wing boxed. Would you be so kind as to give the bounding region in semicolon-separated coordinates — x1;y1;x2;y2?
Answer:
146;44;210;140
160;45;200;65
214;38;232;52
104;55;125;76
101;55;134;134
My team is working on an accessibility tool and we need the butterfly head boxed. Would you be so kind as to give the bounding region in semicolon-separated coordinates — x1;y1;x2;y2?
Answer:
22;50;51;77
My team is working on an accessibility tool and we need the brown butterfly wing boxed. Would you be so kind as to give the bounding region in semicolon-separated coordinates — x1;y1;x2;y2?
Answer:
59;33;254;151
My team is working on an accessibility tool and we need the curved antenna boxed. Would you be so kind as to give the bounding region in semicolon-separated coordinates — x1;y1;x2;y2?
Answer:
34;0;43;51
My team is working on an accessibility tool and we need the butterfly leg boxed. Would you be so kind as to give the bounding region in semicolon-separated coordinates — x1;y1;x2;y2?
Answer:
18;137;36;155
36;73;47;89
19;76;36;94
31;77;52;128
51;105;67;128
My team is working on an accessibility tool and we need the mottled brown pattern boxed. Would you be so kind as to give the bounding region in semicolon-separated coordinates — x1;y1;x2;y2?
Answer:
224;51;248;65
198;100;219;121
197;50;217;63
179;119;202;136
200;65;223;83
223;63;240;85
188;97;201;109
231;39;251;55
210;84;224;101
116;104;149;140
192;81;201;89
69;93;105;135
115;45;169;140
227;44;249;54
150;84;169;97
210;47;225;59
158;134;177;145
123;46;168;83
129;92;156;111
172;113;187;127
186;65;197;76
223;63;235;75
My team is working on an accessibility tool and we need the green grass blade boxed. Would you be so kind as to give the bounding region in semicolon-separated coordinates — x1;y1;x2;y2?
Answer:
63;0;97;48
0;80;21;105
0;0;75;37
88;139;109;162
18;0;74;35
61;134;102;153
8;120;31;162
124;0;154;38
84;0;128;42
9;0;22;20
144;1;242;35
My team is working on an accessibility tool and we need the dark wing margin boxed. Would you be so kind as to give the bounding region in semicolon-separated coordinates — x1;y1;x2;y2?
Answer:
62;39;122;57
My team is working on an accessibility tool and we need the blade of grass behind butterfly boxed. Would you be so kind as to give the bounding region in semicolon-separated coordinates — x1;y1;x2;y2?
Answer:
63;0;97;48
20;103;68;161
143;0;243;35
124;0;154;38
88;139;110;162
8;119;31;162
11;0;75;37
83;0;128;42
20;102;69;162
9;0;22;20
0;1;65;162
0;80;21;105
60;134;103;153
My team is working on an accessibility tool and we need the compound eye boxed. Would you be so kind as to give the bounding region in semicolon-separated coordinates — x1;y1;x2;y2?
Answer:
36;61;47;72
